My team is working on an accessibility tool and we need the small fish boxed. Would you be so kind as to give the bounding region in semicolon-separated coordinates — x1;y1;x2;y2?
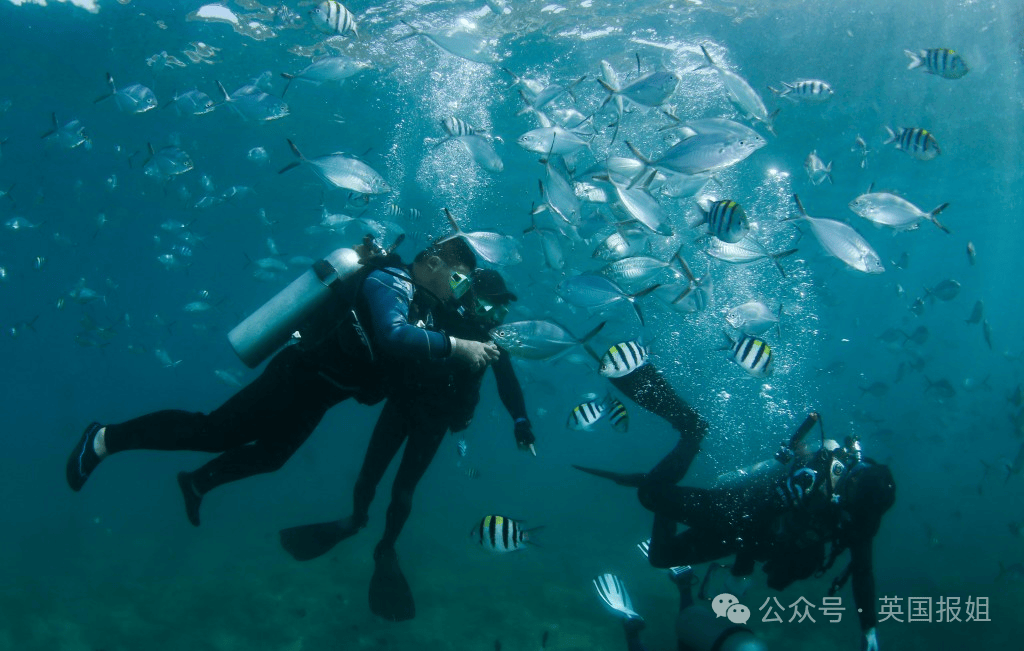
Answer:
5;216;42;231
804;150;833;185
966;241;976;266
310;1;358;37
924;279;960;303
852;135;870;169
471;515;540;553
598;341;649;378
877;328;906;345
592;230;648;262
517;125;591;156
457;438;468;458
442;116;480;138
884;127;940;161
725;334;772;378
982;319;993;349
966;300;984;324
607;398;629;433
155;348;182;368
697;200;749;243
279;139;390;195
464;467;480;479
33;256;46;271
163;89;215;116
397;21;499;65
214;369;244;387
850;192;950;234
725;301;780;337
860;381;889;398
567;395;609;431
94;73;157;113
903;325;929;346
248;147;269;163
789;195;884;274
41;113;90;149
183;301;213;313
962;376;991;392
7;316;39;338
909;297;925;316
772;79;833;102
925;377;956;400
905;48;969;79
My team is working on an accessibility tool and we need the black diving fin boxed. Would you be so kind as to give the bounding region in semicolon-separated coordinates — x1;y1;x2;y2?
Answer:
279;516;363;561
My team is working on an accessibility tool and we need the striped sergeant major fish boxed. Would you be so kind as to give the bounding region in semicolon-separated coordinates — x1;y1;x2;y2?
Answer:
472;515;541;553
598;340;649;378
884;127;940;161
696;199;749;244
607;398;629;433
310;1;358;38
770;79;833;102
724;333;773;378
442;116;478;137
905;48;969;79
567;395;609;431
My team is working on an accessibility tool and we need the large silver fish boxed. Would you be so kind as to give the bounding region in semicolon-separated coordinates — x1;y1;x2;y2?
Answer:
541;156;580;224
94;73;157;114
703;235;796;276
438;209;521;266
592;229;649;261
280;139;390;195
281;56;370;95
598;61;679;109
41;113;90;149
556;274;657;325
489;320;605;361
518;125;591;156
696;45;776;132
610;178;673;236
458;135;503;172
627;130;764;178
397;21;499;64
163;89;216;116
790;195;884;274
848;192;949;233
143;144;194;180
216;81;289;122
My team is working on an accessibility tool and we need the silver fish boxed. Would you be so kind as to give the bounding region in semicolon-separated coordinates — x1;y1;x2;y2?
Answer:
966;300;984;324
790;195;884;274
556;274;654;325
610;178;673;236
523;222;565;270
925;377;956;401
398;21;499;64
143;144;194;180
703;235;796;277
592;230;648;262
518;125;591;156
697;45;776;132
540;158;579;224
216;81;289;122
804;151;833;186
489;320;604;361
41;113;90;149
280;139;390;195
725;301;780;337
599;60;678;111
94;73;157;113
5;216;42;231
627;130;764;178
282;55;370;94
458;135;503;172
600;256;675;286
439;209;521;266
849;192;949;233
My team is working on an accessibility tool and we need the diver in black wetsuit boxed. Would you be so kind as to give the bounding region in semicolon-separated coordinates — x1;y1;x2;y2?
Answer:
64;239;501;527
278;269;534;621
578;402;896;651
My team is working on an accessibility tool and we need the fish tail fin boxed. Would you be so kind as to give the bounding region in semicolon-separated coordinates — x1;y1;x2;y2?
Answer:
394;20;420;42
674;251;697;283
718;330;735;351
93;73;115;104
883;126;897;144
214;80;231;104
788;194;808;220
825;161;833;185
765;109;780;136
905;49;924;70
280;73;294;98
41;112;58;139
578;321;607;345
582;343;602;364
928;203;951;234
770;247;798;278
696;44;715;70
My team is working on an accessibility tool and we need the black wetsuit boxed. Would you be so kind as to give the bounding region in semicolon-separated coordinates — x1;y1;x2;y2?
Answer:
102;267;453;496
348;308;528;550
641;453;882;632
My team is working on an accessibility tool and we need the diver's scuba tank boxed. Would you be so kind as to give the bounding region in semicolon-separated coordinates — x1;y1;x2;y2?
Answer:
713;412;822;491
228;247;363;368
672;567;768;651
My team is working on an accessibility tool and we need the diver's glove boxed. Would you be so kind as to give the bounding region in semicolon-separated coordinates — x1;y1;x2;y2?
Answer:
862;627;879;651
514;418;535;449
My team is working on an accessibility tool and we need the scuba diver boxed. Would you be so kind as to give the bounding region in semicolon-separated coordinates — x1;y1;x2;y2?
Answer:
276;269;534;621
65;237;501;528
577;412;896;651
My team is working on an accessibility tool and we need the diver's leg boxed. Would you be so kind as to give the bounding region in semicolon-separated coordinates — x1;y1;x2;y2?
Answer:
351;398;410;527
644;487;745;568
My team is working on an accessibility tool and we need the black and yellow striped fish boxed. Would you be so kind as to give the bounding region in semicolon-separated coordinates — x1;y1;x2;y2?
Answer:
567;396;608;430
471;515;540;553
442;116;477;137
309;1;358;38
699;200;749;244
905;48;968;79
884;127;940;161
607;398;629;433
599;340;649;378
728;334;773;377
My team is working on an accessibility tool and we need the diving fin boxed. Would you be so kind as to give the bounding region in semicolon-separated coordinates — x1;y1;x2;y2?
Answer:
279;516;363;561
572;464;646;487
369;545;415;621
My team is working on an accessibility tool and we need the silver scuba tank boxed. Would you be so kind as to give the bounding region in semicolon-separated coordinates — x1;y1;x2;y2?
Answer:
228;247;362;368
713;458;788;491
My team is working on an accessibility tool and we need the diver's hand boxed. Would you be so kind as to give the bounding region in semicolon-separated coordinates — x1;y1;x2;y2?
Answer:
451;337;499;371
514;418;536;456
861;628;879;651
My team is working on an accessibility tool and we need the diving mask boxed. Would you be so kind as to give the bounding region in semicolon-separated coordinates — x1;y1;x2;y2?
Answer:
473;296;510;325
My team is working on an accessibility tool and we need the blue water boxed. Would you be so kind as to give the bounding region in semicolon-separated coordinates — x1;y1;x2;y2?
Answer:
1;0;1022;649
